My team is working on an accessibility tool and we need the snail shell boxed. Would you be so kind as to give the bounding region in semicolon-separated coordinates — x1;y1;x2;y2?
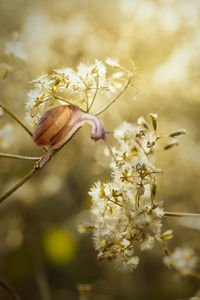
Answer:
33;104;116;168
33;105;80;148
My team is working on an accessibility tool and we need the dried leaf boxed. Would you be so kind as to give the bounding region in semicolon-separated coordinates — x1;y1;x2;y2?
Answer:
169;129;186;137
137;116;149;129
149;113;158;131
164;140;178;150
160;230;173;240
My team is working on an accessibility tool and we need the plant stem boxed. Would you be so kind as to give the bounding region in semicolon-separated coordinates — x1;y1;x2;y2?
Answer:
0;103;32;137
0;140;67;203
88;79;99;112
0;165;38;204
0;143;65;203
94;78;130;116
0;152;41;160
164;211;200;218
0;278;22;300
53;95;86;112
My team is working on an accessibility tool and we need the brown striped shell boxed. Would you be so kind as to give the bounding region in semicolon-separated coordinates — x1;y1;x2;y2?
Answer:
33;105;73;147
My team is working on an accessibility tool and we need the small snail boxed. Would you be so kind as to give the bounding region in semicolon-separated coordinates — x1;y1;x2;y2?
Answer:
33;105;116;168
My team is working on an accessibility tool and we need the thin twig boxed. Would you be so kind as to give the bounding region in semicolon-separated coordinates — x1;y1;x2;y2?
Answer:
87;79;99;112
81;80;89;112
0;165;38;204
0;278;22;300
0;134;73;203
0;103;33;137
94;78;131;116
53;96;86;112
0;127;76;203
164;211;200;218
107;196;130;211
0;152;41;160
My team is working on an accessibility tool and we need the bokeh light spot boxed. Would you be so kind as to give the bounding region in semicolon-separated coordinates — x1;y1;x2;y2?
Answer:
42;227;77;265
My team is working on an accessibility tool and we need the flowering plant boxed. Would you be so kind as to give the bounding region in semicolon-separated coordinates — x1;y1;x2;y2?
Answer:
0;58;200;300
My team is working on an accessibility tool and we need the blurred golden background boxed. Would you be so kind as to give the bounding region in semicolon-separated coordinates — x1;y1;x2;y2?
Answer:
0;0;200;299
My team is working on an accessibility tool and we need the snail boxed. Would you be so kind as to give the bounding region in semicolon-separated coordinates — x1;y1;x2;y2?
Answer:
33;104;116;168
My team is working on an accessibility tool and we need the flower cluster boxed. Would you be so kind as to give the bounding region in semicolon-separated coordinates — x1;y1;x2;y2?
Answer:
25;58;133;127
163;247;198;275
83;114;186;271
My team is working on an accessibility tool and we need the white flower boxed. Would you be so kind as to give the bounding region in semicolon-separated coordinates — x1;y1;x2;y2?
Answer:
30;74;52;87
54;67;74;78
126;256;139;269
154;207;164;218
0;124;14;148
163;248;198;274
112;72;124;79
114;255;139;272
5;41;26;60
140;236;155;250
106;57;120;68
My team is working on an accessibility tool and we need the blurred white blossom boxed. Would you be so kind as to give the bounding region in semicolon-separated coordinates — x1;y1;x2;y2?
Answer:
0;124;14;148
5;41;26;60
163;248;198;275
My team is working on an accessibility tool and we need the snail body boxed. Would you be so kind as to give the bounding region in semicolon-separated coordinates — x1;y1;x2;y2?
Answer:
33;105;115;167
